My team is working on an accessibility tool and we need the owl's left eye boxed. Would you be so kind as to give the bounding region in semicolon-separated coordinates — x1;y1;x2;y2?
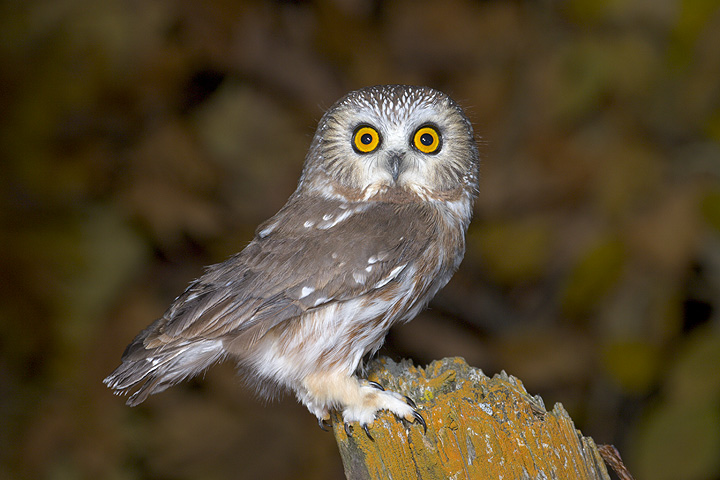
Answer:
412;125;442;154
352;125;381;154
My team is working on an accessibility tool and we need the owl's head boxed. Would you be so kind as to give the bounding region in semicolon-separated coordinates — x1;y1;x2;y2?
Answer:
299;85;479;203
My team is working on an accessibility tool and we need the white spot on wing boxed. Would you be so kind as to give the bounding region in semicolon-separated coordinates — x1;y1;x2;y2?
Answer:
304;220;315;228
388;264;407;279
318;208;354;229
300;286;315;299
373;263;407;289
258;223;276;238
313;296;330;307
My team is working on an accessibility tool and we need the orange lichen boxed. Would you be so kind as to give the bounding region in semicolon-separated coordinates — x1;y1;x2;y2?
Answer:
334;357;611;480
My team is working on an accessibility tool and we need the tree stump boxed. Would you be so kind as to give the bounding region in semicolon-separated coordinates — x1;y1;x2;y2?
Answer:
332;357;612;480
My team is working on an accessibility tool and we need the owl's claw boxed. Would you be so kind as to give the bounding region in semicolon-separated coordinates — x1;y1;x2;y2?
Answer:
343;421;374;440
412;409;427;433
401;395;426;433
367;380;385;391
333;381;426;440
318;417;332;431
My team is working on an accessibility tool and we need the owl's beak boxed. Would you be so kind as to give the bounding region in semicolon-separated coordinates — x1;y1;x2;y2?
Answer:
386;152;406;183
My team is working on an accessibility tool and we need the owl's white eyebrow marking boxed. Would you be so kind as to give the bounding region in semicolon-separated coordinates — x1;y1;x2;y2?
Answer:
303;220;315;228
299;286;315;299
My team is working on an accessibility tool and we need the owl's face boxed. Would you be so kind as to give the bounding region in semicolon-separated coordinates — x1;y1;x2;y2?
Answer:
300;85;479;202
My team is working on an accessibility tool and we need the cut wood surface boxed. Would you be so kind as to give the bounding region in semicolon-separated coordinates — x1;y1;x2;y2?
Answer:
333;357;612;480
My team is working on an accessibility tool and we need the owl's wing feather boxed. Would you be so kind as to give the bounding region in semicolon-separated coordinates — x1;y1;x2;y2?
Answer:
106;197;436;405
138;197;435;351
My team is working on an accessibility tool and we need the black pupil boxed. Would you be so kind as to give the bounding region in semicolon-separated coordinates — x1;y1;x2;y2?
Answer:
420;132;434;146
360;133;373;145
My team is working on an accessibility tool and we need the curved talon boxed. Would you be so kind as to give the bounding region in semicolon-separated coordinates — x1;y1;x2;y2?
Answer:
318;417;332;432
412;410;427;433
404;395;417;409
344;422;353;437
367;381;385;391
362;424;374;441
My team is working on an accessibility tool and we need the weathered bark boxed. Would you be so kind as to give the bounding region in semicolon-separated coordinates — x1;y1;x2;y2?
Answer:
333;357;613;480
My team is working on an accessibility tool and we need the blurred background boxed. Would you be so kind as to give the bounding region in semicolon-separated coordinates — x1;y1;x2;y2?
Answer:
2;0;720;479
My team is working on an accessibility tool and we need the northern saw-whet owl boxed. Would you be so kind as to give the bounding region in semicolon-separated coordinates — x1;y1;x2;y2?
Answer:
105;85;479;436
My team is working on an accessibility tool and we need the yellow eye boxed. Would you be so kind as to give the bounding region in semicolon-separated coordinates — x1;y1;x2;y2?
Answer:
413;125;441;154
352;125;381;154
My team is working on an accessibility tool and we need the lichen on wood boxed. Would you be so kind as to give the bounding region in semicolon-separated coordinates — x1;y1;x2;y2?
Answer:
333;357;612;480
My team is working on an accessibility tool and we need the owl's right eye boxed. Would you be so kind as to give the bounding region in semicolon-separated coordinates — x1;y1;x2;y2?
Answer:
352;125;381;154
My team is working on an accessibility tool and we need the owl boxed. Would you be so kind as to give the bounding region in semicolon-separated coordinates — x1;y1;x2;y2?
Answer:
105;85;479;436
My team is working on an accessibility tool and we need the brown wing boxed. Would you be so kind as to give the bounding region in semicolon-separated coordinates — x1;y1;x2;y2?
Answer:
105;195;437;405
140;196;436;349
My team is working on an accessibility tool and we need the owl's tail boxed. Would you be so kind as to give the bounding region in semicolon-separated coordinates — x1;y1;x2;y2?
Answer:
104;332;226;406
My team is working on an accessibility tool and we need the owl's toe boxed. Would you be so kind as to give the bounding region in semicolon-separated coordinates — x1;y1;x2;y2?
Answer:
302;374;426;439
409;409;427;433
318;415;332;431
340;386;426;437
365;380;385;391
400;395;426;432
343;420;375;440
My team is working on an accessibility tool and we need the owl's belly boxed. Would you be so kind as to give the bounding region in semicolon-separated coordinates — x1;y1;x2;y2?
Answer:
246;264;451;390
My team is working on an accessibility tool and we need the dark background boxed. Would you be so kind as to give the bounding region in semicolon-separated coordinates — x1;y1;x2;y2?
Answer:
2;1;720;479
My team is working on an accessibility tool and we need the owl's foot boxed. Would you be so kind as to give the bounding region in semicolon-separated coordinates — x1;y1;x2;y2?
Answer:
301;373;425;438
340;381;426;438
343;409;425;440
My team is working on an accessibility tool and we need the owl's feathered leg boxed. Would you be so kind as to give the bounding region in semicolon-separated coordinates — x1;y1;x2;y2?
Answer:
298;371;425;435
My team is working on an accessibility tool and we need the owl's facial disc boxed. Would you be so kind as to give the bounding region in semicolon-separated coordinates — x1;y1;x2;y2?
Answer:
352;123;411;185
302;85;479;200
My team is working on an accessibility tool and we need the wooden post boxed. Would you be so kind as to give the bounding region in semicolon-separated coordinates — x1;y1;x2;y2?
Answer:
333;357;615;480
